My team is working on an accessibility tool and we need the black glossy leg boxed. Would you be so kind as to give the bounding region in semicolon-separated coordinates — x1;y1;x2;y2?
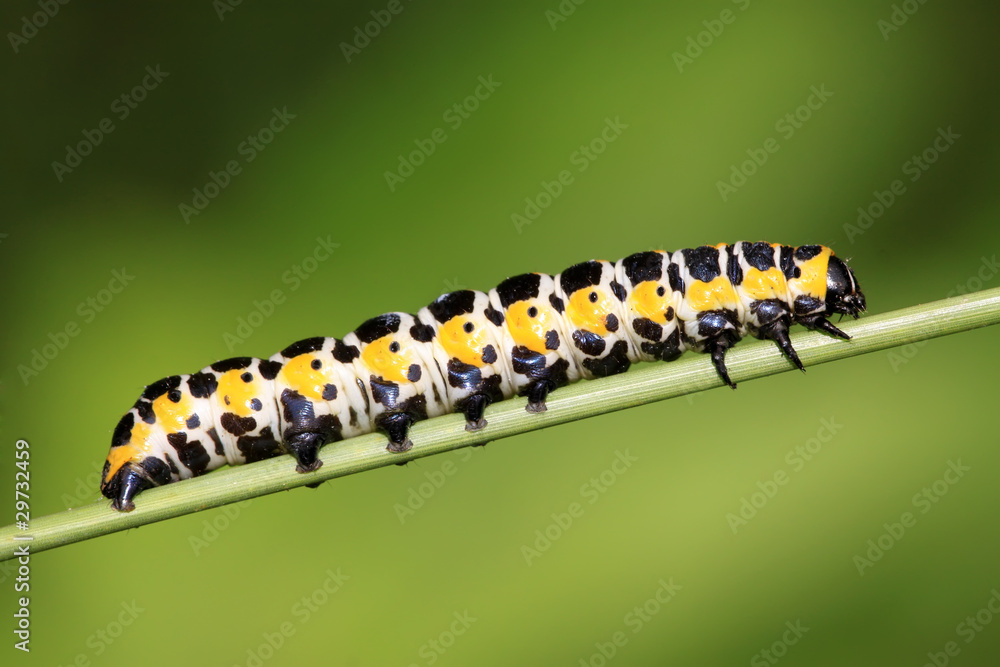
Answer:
381;412;415;453
696;310;741;389
759;318;804;372
707;335;737;389
799;315;851;340
463;393;490;432
525;380;553;413
285;432;325;473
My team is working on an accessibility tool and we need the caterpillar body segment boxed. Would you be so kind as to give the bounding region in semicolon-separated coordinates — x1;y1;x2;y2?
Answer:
616;251;684;364
417;290;513;432
343;313;451;453
205;357;285;467
555;260;636;380
268;337;372;472
100;242;866;511
488;272;582;412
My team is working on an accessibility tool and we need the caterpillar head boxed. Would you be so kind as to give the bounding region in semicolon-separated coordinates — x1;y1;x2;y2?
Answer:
825;256;866;319
100;411;171;512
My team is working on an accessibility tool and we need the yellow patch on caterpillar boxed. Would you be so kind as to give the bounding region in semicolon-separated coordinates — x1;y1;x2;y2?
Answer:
279;353;332;401
789;247;832;301
439;316;488;366
629;281;670;324
506;300;555;355
103;420;153;482
152;391;195;434
104;446;136;483
686;276;739;312
741;267;788;301
217;369;260;417
361;335;414;384
566;287;613;335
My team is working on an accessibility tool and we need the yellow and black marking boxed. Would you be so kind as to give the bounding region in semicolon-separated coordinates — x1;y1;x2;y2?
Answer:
100;242;865;511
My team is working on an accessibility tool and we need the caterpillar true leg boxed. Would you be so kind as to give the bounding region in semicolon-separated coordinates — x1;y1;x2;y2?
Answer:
706;331;739;389
757;316;805;371
797;315;851;340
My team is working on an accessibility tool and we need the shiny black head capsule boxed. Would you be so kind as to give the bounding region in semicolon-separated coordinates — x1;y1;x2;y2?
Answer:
825;256;866;318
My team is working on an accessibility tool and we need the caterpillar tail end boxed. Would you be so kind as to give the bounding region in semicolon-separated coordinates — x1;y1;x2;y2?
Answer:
101;453;172;513
102;464;155;513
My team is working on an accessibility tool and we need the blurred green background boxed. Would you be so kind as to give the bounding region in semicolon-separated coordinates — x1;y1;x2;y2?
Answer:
3;1;1000;665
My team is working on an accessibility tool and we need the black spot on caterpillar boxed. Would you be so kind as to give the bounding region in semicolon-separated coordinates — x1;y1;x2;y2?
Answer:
100;243;865;511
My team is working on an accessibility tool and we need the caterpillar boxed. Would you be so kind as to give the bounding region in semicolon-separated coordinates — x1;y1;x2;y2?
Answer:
100;242;865;511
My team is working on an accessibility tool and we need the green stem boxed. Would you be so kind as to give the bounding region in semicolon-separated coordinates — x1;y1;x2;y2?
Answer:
4;287;1000;561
